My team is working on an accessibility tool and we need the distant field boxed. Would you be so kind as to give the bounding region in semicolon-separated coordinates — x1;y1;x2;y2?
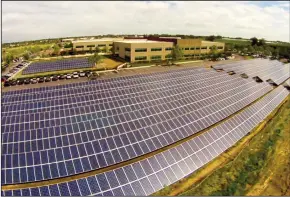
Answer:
215;38;290;47
215;39;251;45
2;43;53;57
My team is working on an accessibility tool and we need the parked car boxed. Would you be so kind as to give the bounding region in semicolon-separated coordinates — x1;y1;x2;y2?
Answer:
24;79;31;84
38;77;45;83
73;74;79;78
79;72;86;77
73;72;79;75
17;79;24;85
31;78;38;84
3;81;11;87
59;75;66;80
1;76;9;82
51;76;58;81
45;77;51;82
85;71;93;77
66;74;72;79
10;80;17;86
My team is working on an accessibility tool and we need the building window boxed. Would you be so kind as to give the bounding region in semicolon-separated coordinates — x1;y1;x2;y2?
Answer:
135;56;147;60
98;44;106;47
151;55;162;60
165;54;172;59
125;48;131;52
218;46;223;49
196;47;200;50
201;46;207;50
190;47;195;50
184;54;193;57
184;48;190;50
116;47;119;50
151;48;162;52
125;55;130;61
165;47;172;51
76;46;84;48
87;45;95;48
135;48;147;52
109;44;113;46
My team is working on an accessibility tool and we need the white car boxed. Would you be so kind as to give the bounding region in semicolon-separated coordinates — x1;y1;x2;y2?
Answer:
79;72;86;77
66;74;72;79
73;74;79;78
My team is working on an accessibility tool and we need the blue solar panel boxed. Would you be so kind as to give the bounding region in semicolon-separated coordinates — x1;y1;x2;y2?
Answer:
1;85;288;196
22;58;94;75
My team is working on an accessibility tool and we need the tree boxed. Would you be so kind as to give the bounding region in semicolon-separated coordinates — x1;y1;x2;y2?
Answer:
64;43;73;48
4;53;14;64
206;35;216;41
95;46;101;53
53;44;60;55
171;45;183;63
88;53;102;66
23;52;30;60
110;47;114;54
250;37;258;46
104;46;109;53
216;35;222;39
248;45;255;54
258;38;266;46
272;48;279;57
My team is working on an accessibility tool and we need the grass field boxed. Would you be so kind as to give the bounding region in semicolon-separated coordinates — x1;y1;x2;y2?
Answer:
2;43;53;57
11;56;123;79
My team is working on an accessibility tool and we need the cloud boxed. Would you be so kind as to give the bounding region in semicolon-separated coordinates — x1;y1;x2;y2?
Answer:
2;1;289;43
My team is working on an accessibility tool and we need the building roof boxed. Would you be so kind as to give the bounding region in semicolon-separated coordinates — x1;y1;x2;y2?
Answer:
159;37;181;39
115;39;170;44
72;38;124;43
72;39;117;43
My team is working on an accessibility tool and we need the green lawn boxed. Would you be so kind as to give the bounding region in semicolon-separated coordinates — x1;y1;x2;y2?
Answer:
3;43;53;58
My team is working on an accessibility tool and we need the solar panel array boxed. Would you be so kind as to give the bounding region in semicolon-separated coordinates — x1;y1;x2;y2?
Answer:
22;58;94;75
213;59;290;85
2;85;288;196
1;67;274;185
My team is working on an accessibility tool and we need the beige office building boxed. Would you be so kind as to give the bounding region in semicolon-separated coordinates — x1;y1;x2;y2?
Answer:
113;40;174;63
177;39;225;58
70;37;225;62
72;38;124;52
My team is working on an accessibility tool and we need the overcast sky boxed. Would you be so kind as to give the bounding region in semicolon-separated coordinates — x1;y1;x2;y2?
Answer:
2;1;290;43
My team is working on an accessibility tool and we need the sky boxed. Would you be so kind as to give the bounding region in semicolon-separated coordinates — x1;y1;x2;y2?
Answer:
2;1;290;43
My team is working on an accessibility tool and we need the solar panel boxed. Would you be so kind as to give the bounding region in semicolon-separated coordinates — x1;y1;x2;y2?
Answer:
213;59;290;85
2;85;288;196
21;58;94;75
1;67;273;184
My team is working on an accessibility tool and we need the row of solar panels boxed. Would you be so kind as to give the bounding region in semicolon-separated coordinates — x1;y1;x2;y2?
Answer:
1;69;223;106
213;59;289;85
1;67;275;184
22;58;94;75
1;72;257;121
3;66;205;97
2;85;288;196
2;67;213;102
